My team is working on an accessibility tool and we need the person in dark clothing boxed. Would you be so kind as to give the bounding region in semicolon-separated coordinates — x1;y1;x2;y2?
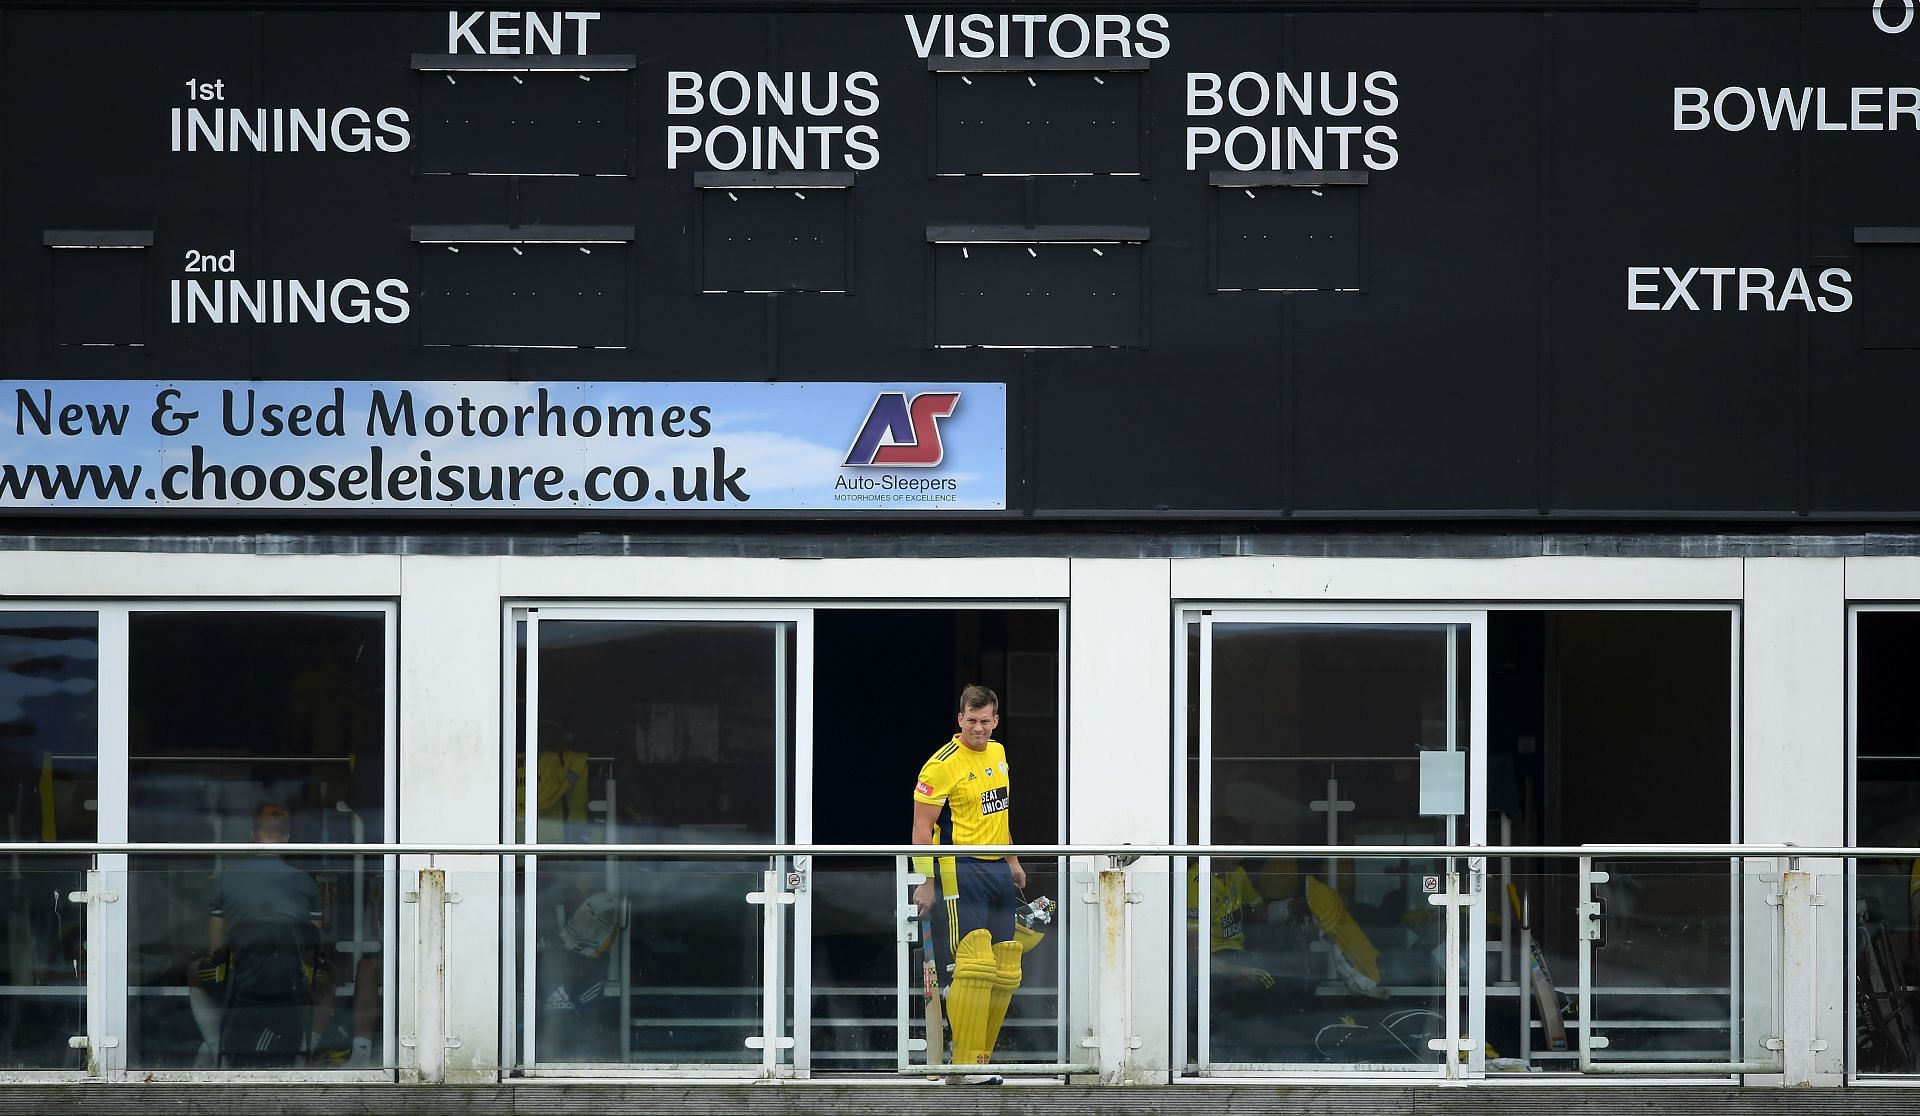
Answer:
190;803;332;1066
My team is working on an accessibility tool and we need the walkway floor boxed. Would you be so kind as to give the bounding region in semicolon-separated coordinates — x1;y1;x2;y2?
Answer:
1;1085;1915;1116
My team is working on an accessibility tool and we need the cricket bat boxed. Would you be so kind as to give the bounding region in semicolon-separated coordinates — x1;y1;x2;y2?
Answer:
920;917;945;1068
1507;883;1567;1051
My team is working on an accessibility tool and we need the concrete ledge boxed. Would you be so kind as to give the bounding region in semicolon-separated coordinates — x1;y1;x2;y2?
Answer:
2;1086;1918;1116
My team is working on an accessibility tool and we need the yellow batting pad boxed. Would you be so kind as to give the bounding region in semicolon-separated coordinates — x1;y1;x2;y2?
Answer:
981;938;1024;1058
947;929;997;1066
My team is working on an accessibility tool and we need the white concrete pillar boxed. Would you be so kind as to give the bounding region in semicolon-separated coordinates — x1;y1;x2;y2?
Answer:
398;556;503;1082
1067;559;1171;1083
1741;558;1845;1082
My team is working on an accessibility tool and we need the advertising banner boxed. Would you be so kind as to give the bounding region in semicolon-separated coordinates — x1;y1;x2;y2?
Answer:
0;381;1005;513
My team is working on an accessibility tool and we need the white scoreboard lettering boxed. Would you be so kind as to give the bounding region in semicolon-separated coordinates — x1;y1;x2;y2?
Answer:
665;72;881;171
446;10;601;55
170;105;411;153
1673;86;1920;132
1184;71;1401;171
1625;267;1854;313
170;253;410;326
902;13;1170;59
1874;0;1915;35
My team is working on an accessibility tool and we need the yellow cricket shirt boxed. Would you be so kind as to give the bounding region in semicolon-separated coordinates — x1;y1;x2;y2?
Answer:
1186;863;1264;952
913;734;1011;856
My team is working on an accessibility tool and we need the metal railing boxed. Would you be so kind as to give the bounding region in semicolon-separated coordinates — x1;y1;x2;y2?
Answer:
0;841;1896;1086
0;842;1899;856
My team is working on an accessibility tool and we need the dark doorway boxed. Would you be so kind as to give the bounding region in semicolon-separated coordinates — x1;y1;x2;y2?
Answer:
1488;610;1735;1069
809;608;1061;1073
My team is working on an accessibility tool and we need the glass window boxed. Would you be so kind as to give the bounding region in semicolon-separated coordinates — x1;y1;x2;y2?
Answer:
124;611;387;1070
518;617;792;1066
1184;608;1743;1076
0;612;97;1069
1855;610;1920;1074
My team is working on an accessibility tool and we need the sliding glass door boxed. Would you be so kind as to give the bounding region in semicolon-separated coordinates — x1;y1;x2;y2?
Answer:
516;609;809;1074
1180;609;1486;1076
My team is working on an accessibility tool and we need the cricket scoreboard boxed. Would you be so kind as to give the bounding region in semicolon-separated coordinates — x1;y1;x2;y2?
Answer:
0;1;1915;519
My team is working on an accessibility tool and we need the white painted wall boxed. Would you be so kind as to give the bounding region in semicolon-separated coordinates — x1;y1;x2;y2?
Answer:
1173;555;1742;602
1843;556;1920;601
498;555;1067;600
1743;559;1846;846
1066;559;1173;1082
396;556;504;1081
1741;558;1847;1080
0;550;401;597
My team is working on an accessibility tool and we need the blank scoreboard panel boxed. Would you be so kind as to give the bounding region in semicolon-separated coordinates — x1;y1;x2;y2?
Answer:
415;241;631;349
697;180;852;294
931;237;1145;349
416;65;635;176
2;3;1918;520
1211;180;1364;293
930;67;1147;176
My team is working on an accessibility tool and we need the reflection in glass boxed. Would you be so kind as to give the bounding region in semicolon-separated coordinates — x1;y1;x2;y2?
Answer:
1858;860;1918;1073
522;620;791;1065
0;612;96;1069
1577;863;1745;1064
1194;623;1467;1067
1856;611;1920;1073
809;864;899;1070
532;856;764;1064
125;612;387;1070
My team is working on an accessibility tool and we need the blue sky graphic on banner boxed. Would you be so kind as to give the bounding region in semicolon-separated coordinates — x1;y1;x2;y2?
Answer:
0;381;1005;512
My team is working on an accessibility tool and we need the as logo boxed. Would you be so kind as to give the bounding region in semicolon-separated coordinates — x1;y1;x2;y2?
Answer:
844;391;960;467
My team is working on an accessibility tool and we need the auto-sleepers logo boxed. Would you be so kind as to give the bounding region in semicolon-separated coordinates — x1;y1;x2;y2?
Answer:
843;391;960;467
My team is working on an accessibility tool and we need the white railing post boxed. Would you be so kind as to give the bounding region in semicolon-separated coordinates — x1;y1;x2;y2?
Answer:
73;866;123;1081
1426;870;1476;1079
409;867;449;1085
1780;868;1816;1087
1094;862;1131;1085
744;868;797;1076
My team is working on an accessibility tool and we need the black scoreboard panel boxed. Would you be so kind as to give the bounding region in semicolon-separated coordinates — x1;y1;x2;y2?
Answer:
931;66;1148;176
4;1;1920;520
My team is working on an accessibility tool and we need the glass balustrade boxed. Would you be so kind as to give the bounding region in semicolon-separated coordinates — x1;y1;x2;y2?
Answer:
0;845;1848;1082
